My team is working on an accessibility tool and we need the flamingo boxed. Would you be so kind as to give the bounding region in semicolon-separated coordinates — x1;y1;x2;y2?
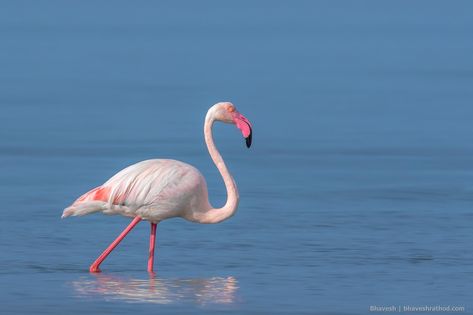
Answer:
62;102;252;273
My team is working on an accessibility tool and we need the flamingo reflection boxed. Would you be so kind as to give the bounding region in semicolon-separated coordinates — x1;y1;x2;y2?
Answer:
71;274;238;305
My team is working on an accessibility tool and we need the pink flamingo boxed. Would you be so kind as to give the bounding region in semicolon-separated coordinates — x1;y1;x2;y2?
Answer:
62;102;252;273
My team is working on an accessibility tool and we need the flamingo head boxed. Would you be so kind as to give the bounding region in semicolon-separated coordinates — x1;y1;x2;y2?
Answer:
210;102;253;148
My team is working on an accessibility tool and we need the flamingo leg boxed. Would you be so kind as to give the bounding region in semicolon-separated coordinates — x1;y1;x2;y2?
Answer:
148;222;157;273
89;217;142;273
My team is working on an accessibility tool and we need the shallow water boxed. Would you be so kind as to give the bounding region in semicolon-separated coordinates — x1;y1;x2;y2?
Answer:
1;1;473;314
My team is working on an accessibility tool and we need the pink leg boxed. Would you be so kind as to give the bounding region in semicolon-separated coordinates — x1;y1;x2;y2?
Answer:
89;217;142;273
148;222;157;273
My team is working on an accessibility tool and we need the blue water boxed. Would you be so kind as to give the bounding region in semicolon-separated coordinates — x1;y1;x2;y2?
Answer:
1;1;473;314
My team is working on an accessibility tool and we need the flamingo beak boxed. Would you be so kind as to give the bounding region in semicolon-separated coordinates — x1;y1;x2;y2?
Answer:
233;112;252;148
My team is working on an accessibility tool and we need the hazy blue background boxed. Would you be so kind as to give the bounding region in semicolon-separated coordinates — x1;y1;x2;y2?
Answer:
1;1;472;314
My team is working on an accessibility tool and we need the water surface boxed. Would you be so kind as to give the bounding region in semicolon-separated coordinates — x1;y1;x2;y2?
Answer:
1;1;473;314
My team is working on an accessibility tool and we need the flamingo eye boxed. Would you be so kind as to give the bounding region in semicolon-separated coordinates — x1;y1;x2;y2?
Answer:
226;105;235;112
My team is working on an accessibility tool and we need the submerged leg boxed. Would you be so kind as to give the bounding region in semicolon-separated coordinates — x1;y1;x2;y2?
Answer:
89;217;142;273
148;222;157;273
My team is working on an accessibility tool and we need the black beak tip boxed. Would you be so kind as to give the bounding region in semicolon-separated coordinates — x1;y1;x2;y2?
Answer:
245;130;252;148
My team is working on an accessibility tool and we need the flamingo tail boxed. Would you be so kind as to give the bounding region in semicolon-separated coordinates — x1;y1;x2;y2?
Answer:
62;186;112;218
61;201;107;218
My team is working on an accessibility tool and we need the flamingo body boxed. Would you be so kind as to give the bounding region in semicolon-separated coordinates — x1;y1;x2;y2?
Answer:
63;159;210;223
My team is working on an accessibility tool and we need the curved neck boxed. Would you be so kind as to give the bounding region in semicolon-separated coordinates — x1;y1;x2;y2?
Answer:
201;114;239;223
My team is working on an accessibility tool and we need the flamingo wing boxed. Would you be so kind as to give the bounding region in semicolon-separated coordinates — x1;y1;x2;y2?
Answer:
62;159;198;219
